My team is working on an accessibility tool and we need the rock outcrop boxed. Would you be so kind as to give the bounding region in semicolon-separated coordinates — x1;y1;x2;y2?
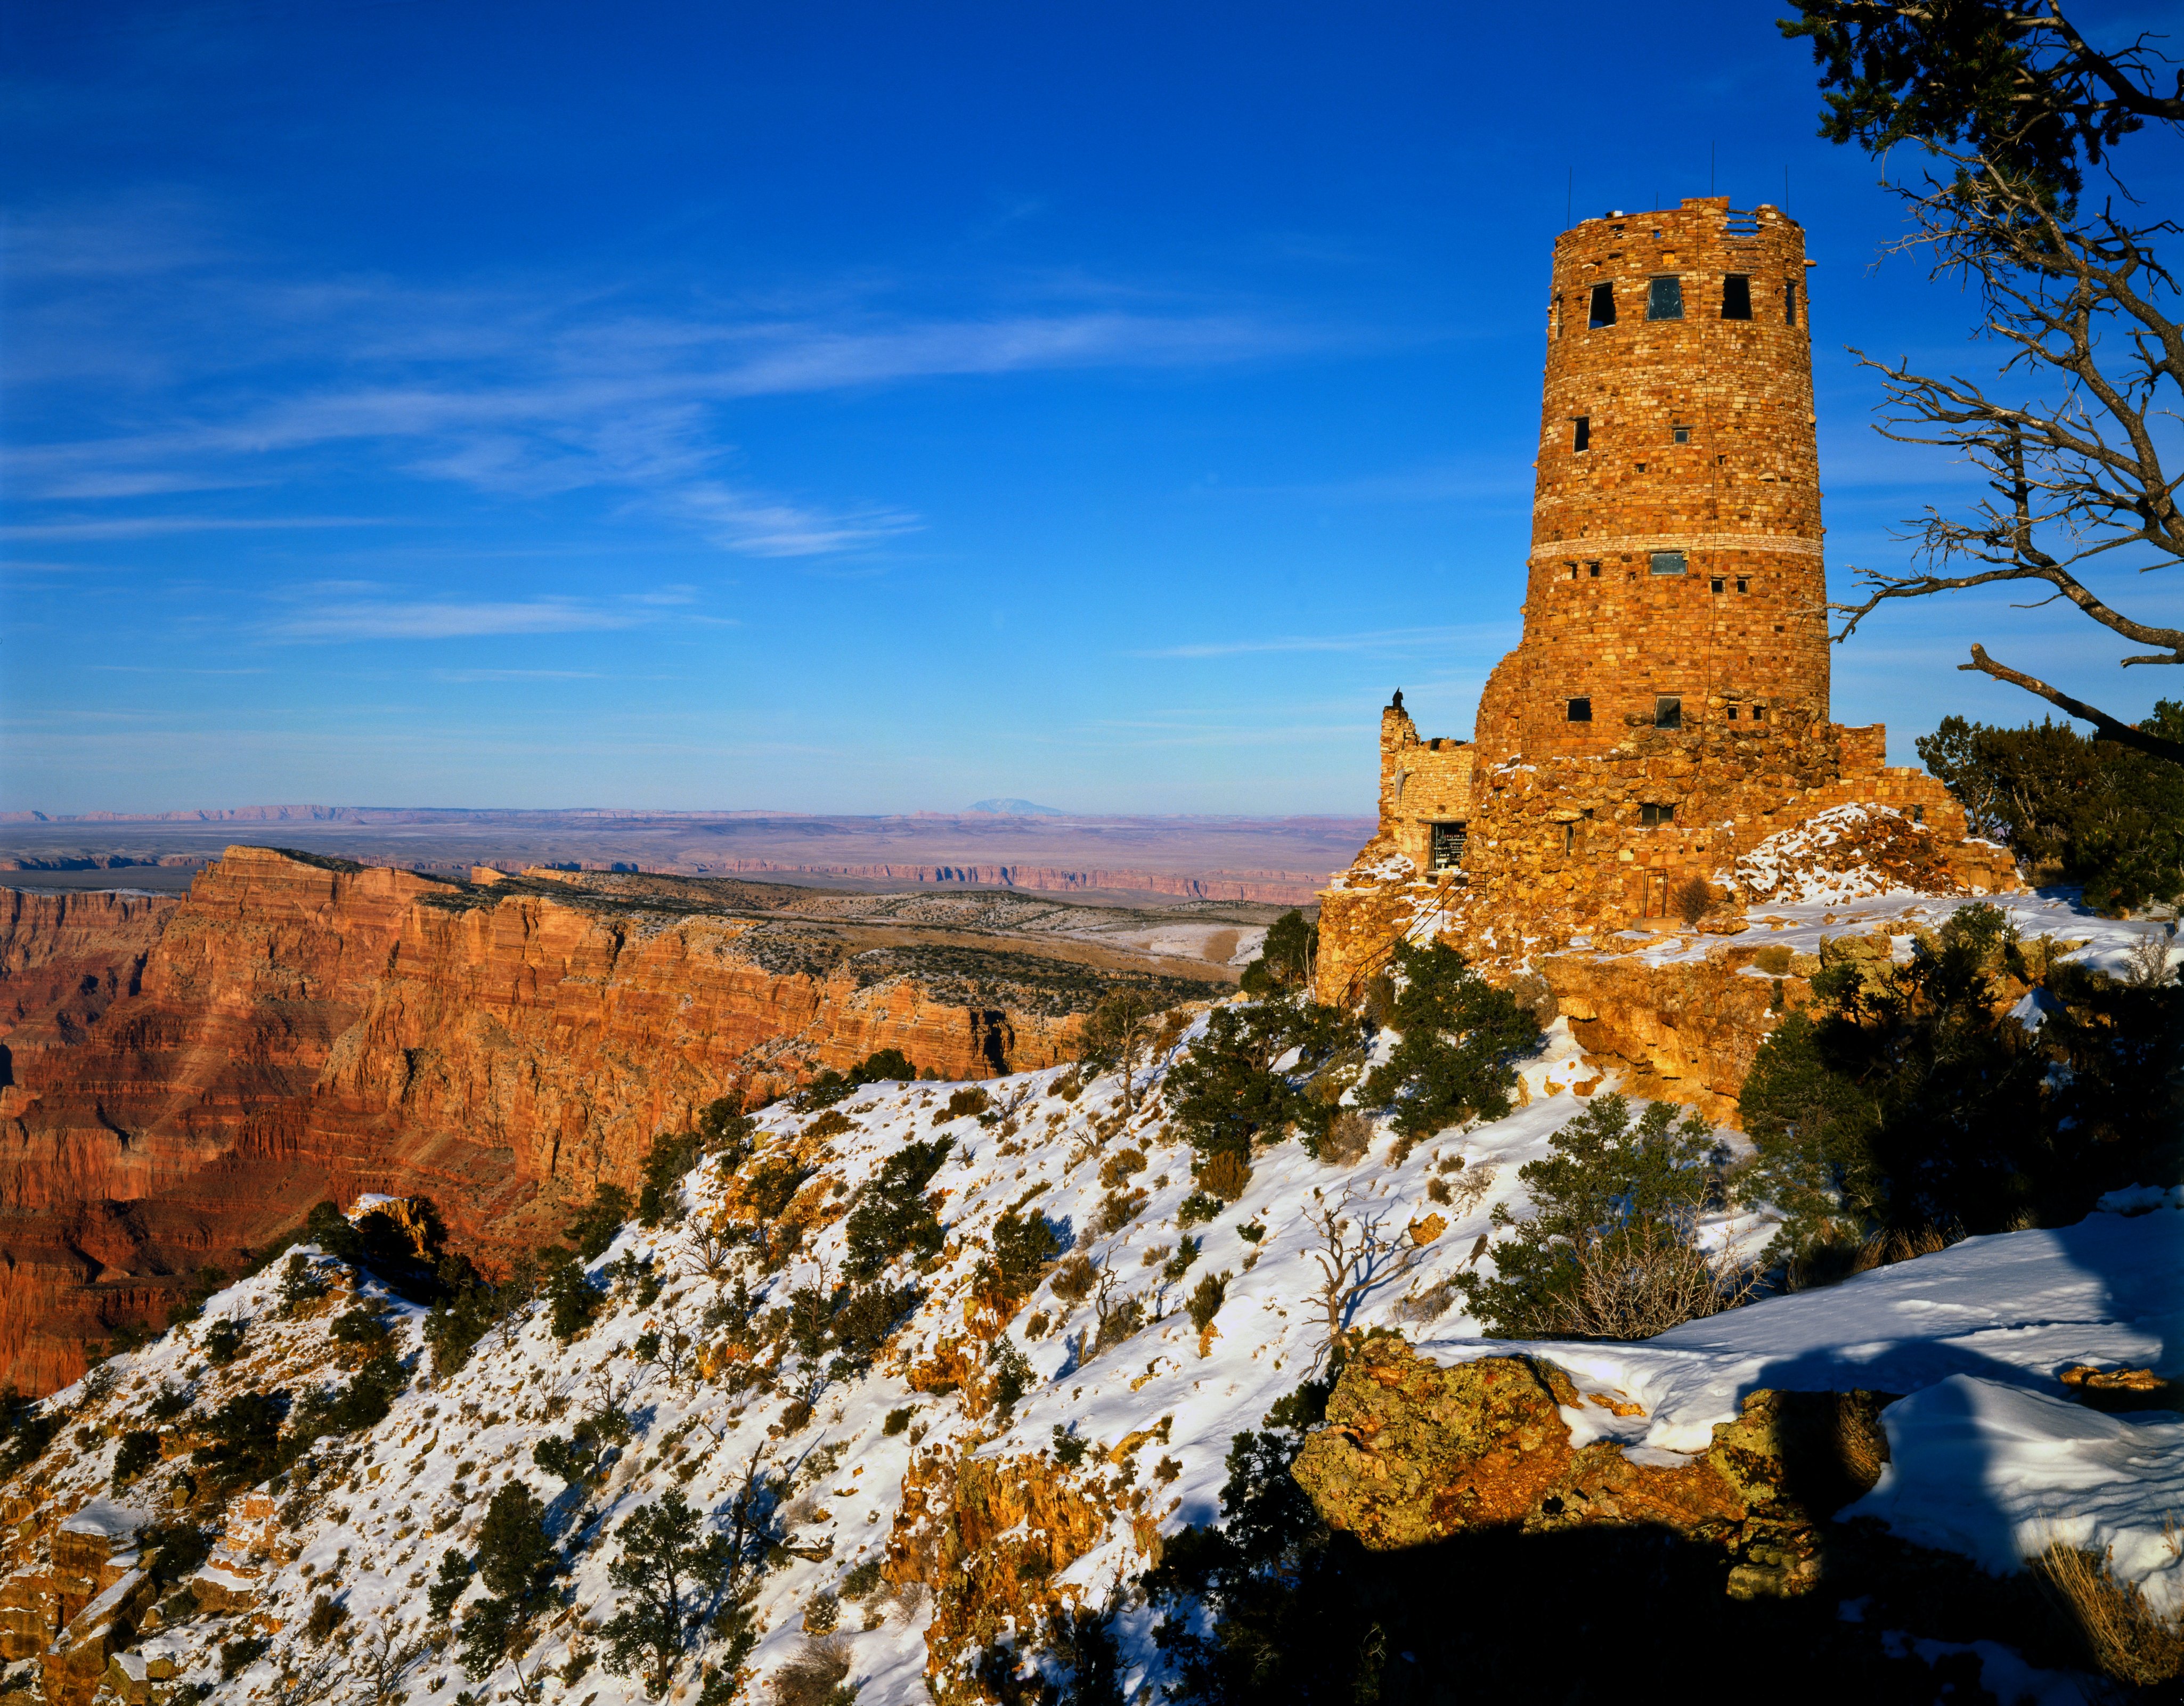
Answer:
1291;1339;1893;1599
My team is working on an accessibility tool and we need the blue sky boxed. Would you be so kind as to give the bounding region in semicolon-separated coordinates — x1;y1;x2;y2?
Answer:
5;0;2179;815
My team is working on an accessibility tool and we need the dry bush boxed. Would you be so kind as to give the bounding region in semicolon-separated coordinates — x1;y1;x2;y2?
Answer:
1505;970;1558;1025
1443;1159;1495;1215
1393;1279;1457;1324
943;1086;991;1120
1674;876;1715;927
2124;927;2179;988
1097;1147;1147;1189
772;1634;854;1706
1786;1222;1953;1292
1320;1109;1373;1165
1093;1189;1145;1235
1197;1150;1251;1202
1048;1253;1097;1304
1751;944;1795;975
2036;1542;2184;1687
1552;1222;1758;1341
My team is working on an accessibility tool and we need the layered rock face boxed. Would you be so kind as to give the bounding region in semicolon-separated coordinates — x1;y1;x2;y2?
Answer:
0;850;1113;1393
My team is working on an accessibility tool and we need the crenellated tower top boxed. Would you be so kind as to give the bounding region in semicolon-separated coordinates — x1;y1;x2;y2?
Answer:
1472;197;1829;766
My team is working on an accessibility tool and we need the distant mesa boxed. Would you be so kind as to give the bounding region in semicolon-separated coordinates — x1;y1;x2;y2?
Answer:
966;798;1064;817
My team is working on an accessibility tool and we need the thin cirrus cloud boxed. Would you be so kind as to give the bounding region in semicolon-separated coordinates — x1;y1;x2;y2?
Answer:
264;593;666;643
7;210;1312;561
1135;624;1505;659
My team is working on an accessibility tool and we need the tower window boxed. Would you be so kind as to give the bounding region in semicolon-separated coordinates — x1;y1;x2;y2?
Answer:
1752;704;1767;722
1563;822;1576;854
1640;803;1676;826
1646;275;1684;320
1722;273;1753;319
1568;562;1579;580
1726;704;1739;719
1567;696;1592;722
1671;424;1692;444
1655;695;1682;729
1649;550;1686;576
1735;576;1749;593
1573;416;1591;451
1710;577;1724;593
1588;282;1616;328
1429;821;1468;872
1586;560;1601;578
1784;280;1798;325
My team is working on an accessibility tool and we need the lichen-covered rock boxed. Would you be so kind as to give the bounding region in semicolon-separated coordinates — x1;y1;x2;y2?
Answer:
1291;1340;1893;1600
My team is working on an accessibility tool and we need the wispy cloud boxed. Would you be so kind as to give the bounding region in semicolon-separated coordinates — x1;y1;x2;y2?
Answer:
1134;624;1501;659
0;514;388;541
264;594;654;642
6;202;1317;561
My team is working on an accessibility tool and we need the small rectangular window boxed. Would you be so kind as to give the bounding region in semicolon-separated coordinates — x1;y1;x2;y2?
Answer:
1588;282;1616;328
1709;577;1724;593
1913;805;1925;825
1722;273;1753;319
1568;562;1579;580
1655;695;1682;729
1640;802;1677;827
1429;821;1468;872
1646;275;1684;320
1726;705;1740;720
1586;560;1601;578
1573;416;1591;452
1751;704;1767;722
1671;424;1692;444
1735;576;1749;593
1650;550;1686;576
1567;697;1592;723
1562;822;1576;854
1784;280;1797;325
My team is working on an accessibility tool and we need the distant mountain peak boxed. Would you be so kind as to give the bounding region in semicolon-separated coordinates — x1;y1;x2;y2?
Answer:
966;797;1064;816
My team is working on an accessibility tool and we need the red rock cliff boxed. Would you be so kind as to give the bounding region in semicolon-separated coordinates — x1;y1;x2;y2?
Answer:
0;848;1091;1393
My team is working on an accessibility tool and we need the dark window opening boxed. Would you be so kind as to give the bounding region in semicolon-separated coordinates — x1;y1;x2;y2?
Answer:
1710;577;1724;593
1588;283;1616;328
1726;705;1740;720
1913;805;1926;825
1646;275;1684;320
1672;424;1692;444
1752;704;1767;722
1563;822;1576;854
1567;697;1592;723
1429;821;1469;872
1650;550;1686;576
1784;280;1798;325
1654;695;1682;729
1735;577;1749;593
1586;560;1601;578
1640;802;1676;827
1635;461;1648;472
1573;415;1591;452
1568;562;1579;580
1722;273;1753;319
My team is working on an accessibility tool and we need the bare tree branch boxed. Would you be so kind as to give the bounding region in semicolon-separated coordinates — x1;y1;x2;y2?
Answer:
1821;143;2184;748
1959;644;2184;762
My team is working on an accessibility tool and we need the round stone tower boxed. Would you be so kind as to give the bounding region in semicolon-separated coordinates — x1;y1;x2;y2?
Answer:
1472;197;1827;768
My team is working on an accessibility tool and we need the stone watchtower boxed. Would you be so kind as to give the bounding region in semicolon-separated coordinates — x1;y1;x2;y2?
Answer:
1473;200;1826;765
1315;199;2011;1003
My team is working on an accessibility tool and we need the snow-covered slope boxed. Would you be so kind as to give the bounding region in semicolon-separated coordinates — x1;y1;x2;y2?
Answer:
11;1018;2179;1704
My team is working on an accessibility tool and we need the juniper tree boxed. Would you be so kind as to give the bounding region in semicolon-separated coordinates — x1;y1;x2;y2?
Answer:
600;1490;736;1696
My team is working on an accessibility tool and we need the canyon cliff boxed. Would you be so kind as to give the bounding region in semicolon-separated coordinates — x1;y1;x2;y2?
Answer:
0;850;1201;1394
